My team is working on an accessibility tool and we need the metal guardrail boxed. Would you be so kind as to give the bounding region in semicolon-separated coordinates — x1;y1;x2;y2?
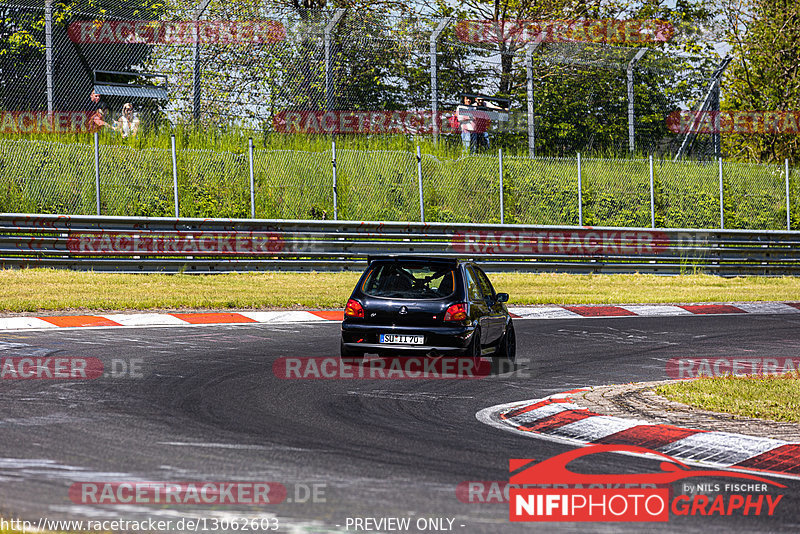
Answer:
2;213;800;275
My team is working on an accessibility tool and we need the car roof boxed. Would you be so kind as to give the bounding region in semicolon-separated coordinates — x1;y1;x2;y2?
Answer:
367;255;462;267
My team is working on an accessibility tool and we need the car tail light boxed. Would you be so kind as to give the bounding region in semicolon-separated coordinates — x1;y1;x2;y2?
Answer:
444;303;468;322
345;299;364;318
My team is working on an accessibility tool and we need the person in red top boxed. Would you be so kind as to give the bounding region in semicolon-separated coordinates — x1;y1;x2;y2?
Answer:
91;107;114;131
473;97;492;152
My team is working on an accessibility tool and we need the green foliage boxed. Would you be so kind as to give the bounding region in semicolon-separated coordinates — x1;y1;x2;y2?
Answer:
723;0;800;164
0;0;163;111
0;130;794;229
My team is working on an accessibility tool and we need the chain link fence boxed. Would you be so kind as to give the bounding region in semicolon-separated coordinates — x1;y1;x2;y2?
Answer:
254;149;333;220
0;137;796;230
0;139;95;214
1;1;726;158
656;158;721;229
1;2;790;228
98;144;173;216
502;156;579;226
723;161;788;230
337;149;418;222
581;157;651;227
423;154;502;224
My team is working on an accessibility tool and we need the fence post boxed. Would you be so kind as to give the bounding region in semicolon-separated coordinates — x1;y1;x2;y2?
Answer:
577;153;583;226
649;154;655;228
430;17;452;145
499;148;504;224
324;8;346;112
675;57;732;161
45;0;54;113
787;158;792;231
248;138;255;219
192;0;212;121
627;49;647;153
417;146;425;223
171;135;179;218
525;41;536;158
332;141;338;220
94;131;100;215
718;156;724;229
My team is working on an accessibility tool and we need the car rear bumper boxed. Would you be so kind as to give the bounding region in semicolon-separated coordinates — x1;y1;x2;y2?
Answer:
341;323;475;355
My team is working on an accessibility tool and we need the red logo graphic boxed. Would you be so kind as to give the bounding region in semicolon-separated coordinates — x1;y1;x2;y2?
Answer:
1;357;103;380
456;480;664;504
273;110;451;135
70;482;287;505
65;232;284;255
273;356;491;380
666;111;800;135
509;445;784;522
272;110;534;135
452;230;670;255
0;111;101;134
667;357;800;379
455;19;674;44
68;20;286;45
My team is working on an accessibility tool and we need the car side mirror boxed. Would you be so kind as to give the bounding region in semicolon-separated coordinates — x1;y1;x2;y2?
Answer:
495;293;509;303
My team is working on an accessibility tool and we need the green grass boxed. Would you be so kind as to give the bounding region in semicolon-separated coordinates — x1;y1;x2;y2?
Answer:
656;373;800;423
3;270;800;312
0;127;795;227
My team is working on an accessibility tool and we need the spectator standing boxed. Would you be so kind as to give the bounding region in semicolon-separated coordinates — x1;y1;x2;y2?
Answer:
473;97;492;152
89;90;105;112
117;103;140;137
456;95;477;153
91;107;114;131
87;89;116;132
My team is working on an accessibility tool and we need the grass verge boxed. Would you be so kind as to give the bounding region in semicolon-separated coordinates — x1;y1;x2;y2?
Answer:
3;270;800;313
655;374;800;423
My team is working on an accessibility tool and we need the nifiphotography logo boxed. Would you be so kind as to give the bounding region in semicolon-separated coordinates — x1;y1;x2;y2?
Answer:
509;445;785;522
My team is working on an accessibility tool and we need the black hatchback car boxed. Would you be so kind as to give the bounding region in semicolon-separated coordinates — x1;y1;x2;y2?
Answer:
340;256;515;363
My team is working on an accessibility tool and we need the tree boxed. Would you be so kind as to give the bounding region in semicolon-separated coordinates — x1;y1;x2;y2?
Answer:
722;0;800;163
435;0;721;155
0;6;46;109
0;0;162;113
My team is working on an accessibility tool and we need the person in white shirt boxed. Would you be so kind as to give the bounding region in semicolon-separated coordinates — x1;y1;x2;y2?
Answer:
456;95;476;153
117;103;140;137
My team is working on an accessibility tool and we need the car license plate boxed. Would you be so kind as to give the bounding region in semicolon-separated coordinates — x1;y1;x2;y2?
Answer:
380;334;424;345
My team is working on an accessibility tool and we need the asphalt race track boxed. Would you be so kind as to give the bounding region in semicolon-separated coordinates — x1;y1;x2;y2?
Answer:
2;314;800;533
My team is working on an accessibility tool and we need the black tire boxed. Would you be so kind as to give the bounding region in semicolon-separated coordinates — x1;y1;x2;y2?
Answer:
496;321;516;363
466;327;482;367
340;340;365;365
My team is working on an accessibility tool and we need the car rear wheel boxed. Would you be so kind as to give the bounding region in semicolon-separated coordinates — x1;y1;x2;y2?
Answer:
466;327;482;369
340;340;365;365
496;322;516;363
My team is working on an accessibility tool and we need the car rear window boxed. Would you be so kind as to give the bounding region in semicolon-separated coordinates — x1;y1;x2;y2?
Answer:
361;263;456;299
